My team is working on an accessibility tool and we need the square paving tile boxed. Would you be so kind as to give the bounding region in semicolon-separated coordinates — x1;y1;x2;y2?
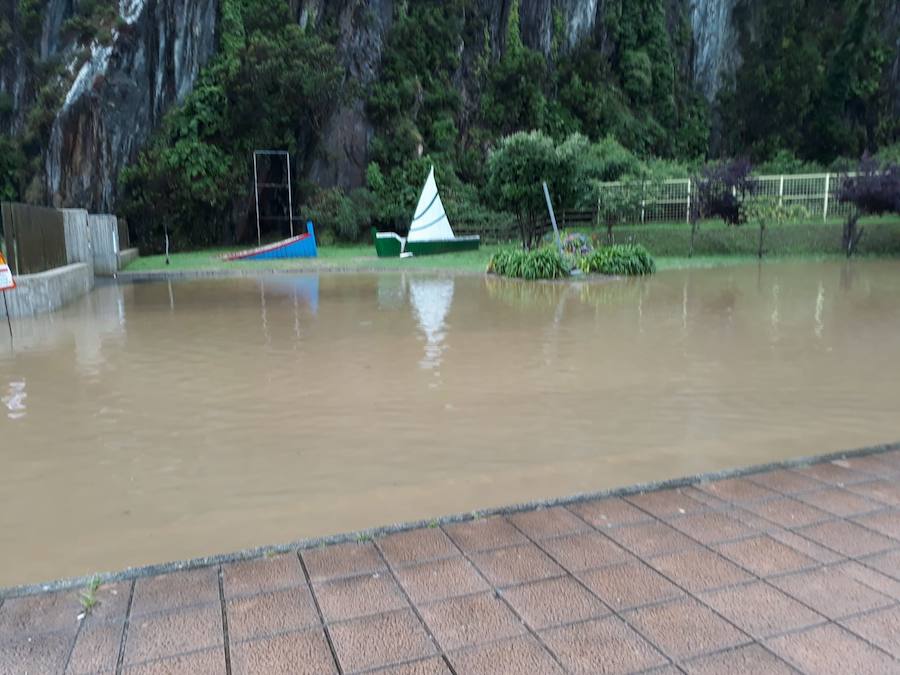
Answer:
449;635;565;675
0;590;86;636
378;529;458;568
625;489;708;517
313;572;408;623
697;478;779;503
795;519;896;557
0;632;72;674
603;521;697;558
766;622;898;675
122;647;225;675
624;597;748;661
797;487;884;517
443;517;526;553
748;469;823;495
841;454;900;478
840;604;900;659
394;556;489;604
222;554;306;599
330;609;435;672
418;592;524;652
858;549;900;580
508;507;590;540
568;497;652;528
848;479;900;506
715;535;818;576
124;603;223;665
470;544;563;587
66;617;125;674
226;587;319;642
665;510;759;544
578;560;684;611
741;497;831;529
538;531;631;572
373;656;451;674
853;509;900;541
130;567;220;617
769;566;894;619
681;644;796;674
501;576;608;630
792;462;871;486
764;528;845;563
699;581;823;639
649;548;752;592
230;628;337;675
835;561;900;600
302;542;386;582
540;615;668;674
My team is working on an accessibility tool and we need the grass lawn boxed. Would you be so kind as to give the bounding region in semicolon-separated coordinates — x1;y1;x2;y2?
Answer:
123;244;504;274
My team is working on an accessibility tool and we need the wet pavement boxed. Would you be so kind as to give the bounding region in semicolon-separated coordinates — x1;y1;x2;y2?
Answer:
2;450;900;674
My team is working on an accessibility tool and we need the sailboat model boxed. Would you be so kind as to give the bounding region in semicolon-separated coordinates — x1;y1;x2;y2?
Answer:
374;166;481;257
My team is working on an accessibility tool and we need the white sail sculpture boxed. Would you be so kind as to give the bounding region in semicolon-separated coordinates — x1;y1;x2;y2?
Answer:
373;166;480;257
408;167;455;243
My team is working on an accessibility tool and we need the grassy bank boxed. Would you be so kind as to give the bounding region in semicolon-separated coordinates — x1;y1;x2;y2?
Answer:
122;216;900;275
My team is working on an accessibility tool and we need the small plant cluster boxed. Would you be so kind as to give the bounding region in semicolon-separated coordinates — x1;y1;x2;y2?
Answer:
543;231;593;256
487;247;570;280
578;244;656;276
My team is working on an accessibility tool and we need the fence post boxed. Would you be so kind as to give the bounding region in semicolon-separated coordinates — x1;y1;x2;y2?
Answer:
778;175;784;207
685;179;691;223
640;182;646;224
823;173;830;222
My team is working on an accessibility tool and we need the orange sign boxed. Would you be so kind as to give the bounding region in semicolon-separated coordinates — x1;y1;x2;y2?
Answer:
0;252;14;291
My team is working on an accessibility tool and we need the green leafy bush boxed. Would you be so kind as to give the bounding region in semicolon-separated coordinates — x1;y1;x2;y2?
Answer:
487;247;570;280
578;244;656;276
304;188;373;242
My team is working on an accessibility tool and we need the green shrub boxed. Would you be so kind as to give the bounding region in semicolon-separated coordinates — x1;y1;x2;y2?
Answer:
579;244;656;276
487;247;570;280
305;187;373;242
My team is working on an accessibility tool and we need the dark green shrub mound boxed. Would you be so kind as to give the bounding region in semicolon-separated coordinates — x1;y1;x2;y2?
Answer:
579;244;656;276
487;247;570;280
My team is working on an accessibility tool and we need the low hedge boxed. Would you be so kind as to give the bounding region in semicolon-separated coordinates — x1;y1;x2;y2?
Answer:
579;244;656;275
487;247;569;280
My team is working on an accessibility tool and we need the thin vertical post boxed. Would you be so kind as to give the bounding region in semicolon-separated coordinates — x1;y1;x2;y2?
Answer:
542;182;563;256
778;175;784;207
640;182;646;224
823;173;830;222
253;152;261;246
285;152;294;238
3;293;11;339
685;179;691;223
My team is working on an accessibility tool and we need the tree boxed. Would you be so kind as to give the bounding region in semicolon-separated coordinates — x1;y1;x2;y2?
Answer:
837;155;900;257
486;131;578;249
745;197;810;259
689;159;755;257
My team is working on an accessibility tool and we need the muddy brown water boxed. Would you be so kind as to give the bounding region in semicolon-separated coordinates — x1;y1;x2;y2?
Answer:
1;260;899;587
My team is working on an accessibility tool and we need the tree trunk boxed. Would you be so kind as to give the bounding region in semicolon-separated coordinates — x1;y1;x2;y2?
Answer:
758;225;765;259
689;222;698;258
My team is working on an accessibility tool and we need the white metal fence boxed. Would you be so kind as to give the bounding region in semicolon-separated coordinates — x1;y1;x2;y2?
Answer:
596;173;855;224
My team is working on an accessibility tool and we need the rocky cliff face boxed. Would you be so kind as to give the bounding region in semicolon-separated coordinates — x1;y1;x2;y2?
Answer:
5;0;748;210
45;0;218;210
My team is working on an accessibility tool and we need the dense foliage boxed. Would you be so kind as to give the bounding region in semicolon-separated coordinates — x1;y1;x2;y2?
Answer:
578;244;656;276
837;155;900;256
720;0;898;163
487;247;570;280
118;0;343;249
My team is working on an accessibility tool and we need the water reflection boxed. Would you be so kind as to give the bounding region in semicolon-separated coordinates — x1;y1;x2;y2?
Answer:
2;379;26;420
408;277;454;371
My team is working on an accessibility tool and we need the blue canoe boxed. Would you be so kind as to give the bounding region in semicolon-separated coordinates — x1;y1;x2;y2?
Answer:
226;221;318;261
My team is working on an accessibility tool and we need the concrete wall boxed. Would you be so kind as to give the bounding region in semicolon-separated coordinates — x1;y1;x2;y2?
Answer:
2;263;93;318
62;209;94;287
118;247;139;270
88;214;120;276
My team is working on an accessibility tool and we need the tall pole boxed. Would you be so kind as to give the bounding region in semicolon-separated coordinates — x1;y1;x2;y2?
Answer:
3;293;11;340
285;152;294;238
542;182;563;256
253;152;261;246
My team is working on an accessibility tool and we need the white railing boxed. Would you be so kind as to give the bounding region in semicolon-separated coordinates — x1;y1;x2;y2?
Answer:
596;173;854;224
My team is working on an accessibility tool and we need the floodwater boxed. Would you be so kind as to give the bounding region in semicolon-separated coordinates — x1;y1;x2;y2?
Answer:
1;260;899;587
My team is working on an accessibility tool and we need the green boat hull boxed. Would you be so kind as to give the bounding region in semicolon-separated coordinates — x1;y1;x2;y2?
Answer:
374;230;480;258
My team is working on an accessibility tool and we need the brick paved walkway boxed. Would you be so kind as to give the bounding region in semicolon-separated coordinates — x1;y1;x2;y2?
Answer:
3;451;900;674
